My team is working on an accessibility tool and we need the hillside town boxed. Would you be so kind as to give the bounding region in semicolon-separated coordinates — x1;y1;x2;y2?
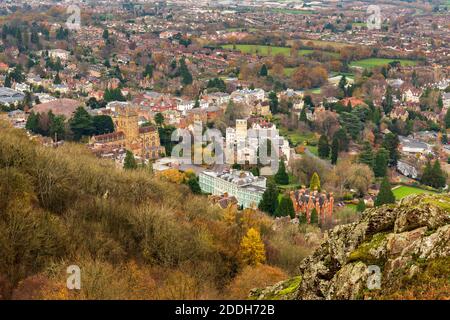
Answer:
1;1;449;218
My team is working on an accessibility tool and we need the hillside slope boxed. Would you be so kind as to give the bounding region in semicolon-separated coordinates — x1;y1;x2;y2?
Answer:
251;194;450;300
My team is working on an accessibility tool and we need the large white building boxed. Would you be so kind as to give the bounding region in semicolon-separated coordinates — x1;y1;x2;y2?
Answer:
199;170;267;208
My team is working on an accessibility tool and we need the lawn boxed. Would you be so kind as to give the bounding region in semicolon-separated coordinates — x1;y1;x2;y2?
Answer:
392;185;436;200
277;126;317;147
350;58;418;69
222;44;339;58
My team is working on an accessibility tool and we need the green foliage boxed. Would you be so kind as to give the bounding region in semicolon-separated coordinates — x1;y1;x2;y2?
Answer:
275;195;295;218
375;177;395;206
268;91;279;114
124;150;138;170
187;176;202;194
179;58;192;85
421;160;446;189
274;160;289;185
356;199;366;212
154;112;165;127
331;137;339;165
103;87;126;102
258;180;279;215
358;142;374;167
309;172;321;191
310;208;318;224
373;148;389;178
382;133;400;166
259;64;268;77
318;135;330;159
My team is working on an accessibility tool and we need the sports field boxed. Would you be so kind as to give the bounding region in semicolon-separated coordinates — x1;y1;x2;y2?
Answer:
222;44;339;58
392;185;436;200
350;58;418;69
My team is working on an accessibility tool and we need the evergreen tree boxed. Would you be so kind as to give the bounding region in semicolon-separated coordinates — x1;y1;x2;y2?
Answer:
445;108;450;129
268;91;279;114
258;180;278;215
375;177;395;207
188;176;202;194
274;160;289;185
382;133;400;166
275;195;296;218
179;58;192;85
92;115;114;135
334;128;349;151
299;107;308;123
194;97;200;108
382;86;394;114
331;136;339;165
143;64;153;78
310;208;318;224
124;150;137;170
309;172;321;191
69;106;94;141
356;199;366;212
259;64;268;77
298;213;307;224
25;112;39;133
154;112;164;127
373;148;389;178
318;135;330;159
358;141;374;167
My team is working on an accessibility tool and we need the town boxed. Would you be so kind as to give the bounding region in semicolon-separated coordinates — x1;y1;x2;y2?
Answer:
0;0;449;301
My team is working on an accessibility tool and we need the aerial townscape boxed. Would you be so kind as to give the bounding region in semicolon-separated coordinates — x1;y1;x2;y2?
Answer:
0;0;449;302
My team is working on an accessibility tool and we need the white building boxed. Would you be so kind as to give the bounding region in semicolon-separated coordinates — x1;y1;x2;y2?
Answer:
199;170;267;208
231;88;265;104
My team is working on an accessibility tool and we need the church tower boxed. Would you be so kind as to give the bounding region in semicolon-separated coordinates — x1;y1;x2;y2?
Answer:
116;105;139;146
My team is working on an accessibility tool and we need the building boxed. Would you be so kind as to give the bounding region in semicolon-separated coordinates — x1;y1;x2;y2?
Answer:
199;169;267;208
0;87;25;106
90;104;164;160
290;188;334;224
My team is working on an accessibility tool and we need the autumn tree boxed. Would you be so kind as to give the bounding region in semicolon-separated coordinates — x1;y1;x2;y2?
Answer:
239;228;266;266
310;172;321;191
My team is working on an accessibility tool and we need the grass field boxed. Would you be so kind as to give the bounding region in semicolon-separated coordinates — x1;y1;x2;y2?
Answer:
392;185;436;200
222;44;339;58
287;39;350;50
277;126;317;147
350;58;418;69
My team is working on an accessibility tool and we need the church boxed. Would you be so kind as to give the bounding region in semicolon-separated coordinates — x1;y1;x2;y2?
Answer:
90;104;164;160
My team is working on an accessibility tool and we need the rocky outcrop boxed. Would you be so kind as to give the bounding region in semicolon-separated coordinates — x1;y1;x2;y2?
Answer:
251;194;450;300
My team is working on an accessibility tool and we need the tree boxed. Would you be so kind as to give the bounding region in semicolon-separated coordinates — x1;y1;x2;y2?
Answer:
375;177;395;207
310;208;318;224
356;199;366;212
239;228;266;266
358;141;374;167
274;160;289;185
154;112;164;127
331;136;339;165
275;195;295;218
92;115;114;135
69;107;94;141
382;133;400;166
25;112;39;133
431;160;446;189
187;176;202;194
102;29;109;40
318;135;330;159
259;64;268;77
334;128;349;151
179;58;192;85
309;172;321;191
258;180;278;215
143;64;153;78
445;109;450;129
124;150;137;170
268;91;278;114
299;107;308;123
373;148;389;177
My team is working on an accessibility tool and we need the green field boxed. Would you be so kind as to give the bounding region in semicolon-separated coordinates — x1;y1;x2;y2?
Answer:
392;186;436;200
350;58;418;69
222;44;339;58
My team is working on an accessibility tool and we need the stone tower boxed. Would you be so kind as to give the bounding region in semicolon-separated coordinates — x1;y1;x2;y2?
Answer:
116;105;139;146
